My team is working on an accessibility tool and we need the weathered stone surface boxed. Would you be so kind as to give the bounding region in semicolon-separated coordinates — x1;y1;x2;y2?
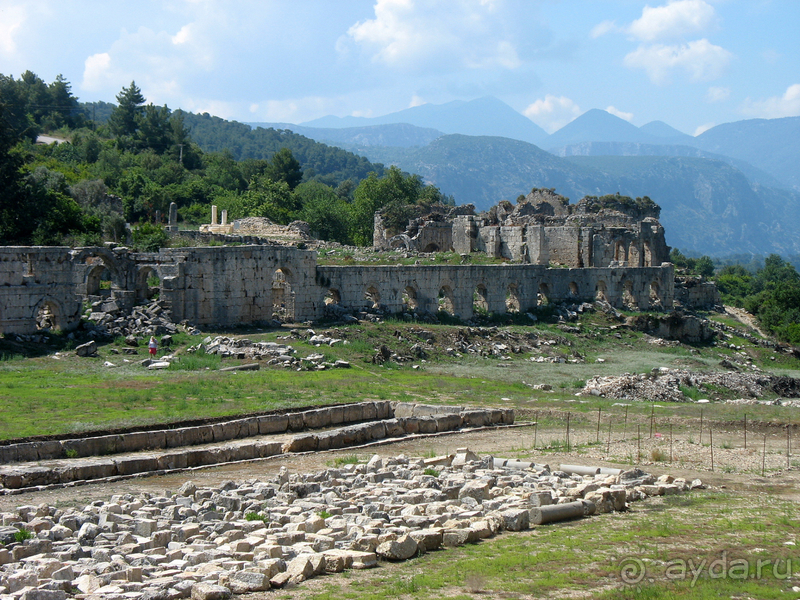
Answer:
191;582;232;600
376;535;419;561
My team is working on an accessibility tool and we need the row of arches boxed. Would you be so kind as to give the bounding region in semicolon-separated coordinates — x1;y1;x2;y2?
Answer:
321;277;665;319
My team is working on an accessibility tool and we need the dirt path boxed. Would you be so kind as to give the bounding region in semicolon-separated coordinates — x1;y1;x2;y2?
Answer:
2;425;798;512
724;305;769;338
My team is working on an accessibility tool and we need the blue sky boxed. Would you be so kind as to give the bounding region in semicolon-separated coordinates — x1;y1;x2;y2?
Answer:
1;0;798;135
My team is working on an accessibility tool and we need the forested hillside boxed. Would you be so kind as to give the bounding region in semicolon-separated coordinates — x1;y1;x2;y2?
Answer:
1;72;447;248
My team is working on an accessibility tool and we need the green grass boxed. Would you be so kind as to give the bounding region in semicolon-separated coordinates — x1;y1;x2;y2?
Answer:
294;491;799;600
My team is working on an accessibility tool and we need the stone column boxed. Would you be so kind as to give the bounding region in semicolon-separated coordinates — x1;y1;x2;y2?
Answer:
167;202;178;232
221;210;228;226
211;205;218;226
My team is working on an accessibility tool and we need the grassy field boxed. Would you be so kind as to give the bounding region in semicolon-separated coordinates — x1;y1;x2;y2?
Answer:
2;309;800;598
269;490;800;600
1;310;798;439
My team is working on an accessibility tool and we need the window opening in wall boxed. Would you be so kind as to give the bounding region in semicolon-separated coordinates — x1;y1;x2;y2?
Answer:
35;301;59;331
272;268;294;321
649;281;662;309
595;280;608;302
324;289;341;305
569;281;579;298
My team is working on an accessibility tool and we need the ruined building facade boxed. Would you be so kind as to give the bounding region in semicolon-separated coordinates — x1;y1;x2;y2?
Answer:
374;189;671;268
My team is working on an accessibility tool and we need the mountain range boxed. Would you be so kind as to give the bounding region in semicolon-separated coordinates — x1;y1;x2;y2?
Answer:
249;97;799;256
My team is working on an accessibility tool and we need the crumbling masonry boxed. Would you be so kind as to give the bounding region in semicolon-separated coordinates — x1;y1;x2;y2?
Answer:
0;241;673;334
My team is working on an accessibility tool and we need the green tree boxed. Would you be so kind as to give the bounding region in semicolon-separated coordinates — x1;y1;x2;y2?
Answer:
264;148;303;190
296;181;352;244
108;81;145;138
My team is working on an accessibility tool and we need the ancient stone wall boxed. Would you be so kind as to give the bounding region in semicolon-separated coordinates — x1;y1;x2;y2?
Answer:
0;244;675;333
0;247;83;334
316;263;674;320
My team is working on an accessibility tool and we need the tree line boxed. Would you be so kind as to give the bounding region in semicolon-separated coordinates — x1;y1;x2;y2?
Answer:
0;72;449;247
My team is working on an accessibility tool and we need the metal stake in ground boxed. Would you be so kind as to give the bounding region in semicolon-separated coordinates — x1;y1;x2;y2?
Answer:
763;434;767;477
596;406;602;443
623;405;628;441
700;408;703;445
670;423;673;463
650;405;655;439
566;412;571;452
744;413;747;450
787;425;791;469
637;424;641;461
533;411;538;450
710;427;714;472
607;414;612;456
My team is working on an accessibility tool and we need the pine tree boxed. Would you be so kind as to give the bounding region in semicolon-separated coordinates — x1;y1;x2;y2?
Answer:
108;81;145;138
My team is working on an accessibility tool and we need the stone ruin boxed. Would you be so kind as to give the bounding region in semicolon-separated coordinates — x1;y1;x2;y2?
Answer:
0;237;676;335
0;433;702;598
374;188;671;268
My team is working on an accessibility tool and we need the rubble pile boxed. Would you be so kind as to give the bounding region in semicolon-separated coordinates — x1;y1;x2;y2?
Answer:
580;367;800;402
84;298;197;340
188;335;350;370
0;451;700;598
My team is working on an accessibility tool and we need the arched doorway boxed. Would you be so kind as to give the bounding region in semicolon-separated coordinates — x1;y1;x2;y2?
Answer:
595;280;608;302
34;300;61;331
629;243;641;267
649;281;662;309
365;285;381;310
473;284;489;315
614;240;626;262
136;267;160;304
569;281;579;298
438;286;455;315
537;283;550;306
643;241;654;267
324;289;341;306
505;283;520;313
272;268;295;321
402;286;419;312
422;243;440;253
622;280;638;310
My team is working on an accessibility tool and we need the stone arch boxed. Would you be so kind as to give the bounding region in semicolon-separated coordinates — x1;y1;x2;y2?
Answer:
402;286;419;311
643;241;654;267
438;285;455;315
537;282;550;306
324;288;341;306
33;298;62;331
595;280;608;302
389;235;412;250
135;266;160;304
364;285;381;309
85;263;113;297
422;243;439;253
473;284;489;315
629;243;641;267
505;283;521;313
272;267;295;321
568;281;579;298
622;279;638;310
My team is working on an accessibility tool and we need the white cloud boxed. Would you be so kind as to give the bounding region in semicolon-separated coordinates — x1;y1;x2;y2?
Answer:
409;94;425;107
705;86;729;103
82;53;112;92
172;24;192;45
345;0;524;73
694;122;715;136
591;20;617;39
523;95;581;133
606;106;634;122
740;84;800;119
628;0;716;42
624;39;731;84
0;2;26;55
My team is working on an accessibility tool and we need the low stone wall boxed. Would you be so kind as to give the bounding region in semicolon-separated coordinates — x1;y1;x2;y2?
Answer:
0;402;515;490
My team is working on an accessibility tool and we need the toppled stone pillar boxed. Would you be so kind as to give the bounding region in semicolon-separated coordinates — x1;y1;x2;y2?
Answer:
529;500;588;525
